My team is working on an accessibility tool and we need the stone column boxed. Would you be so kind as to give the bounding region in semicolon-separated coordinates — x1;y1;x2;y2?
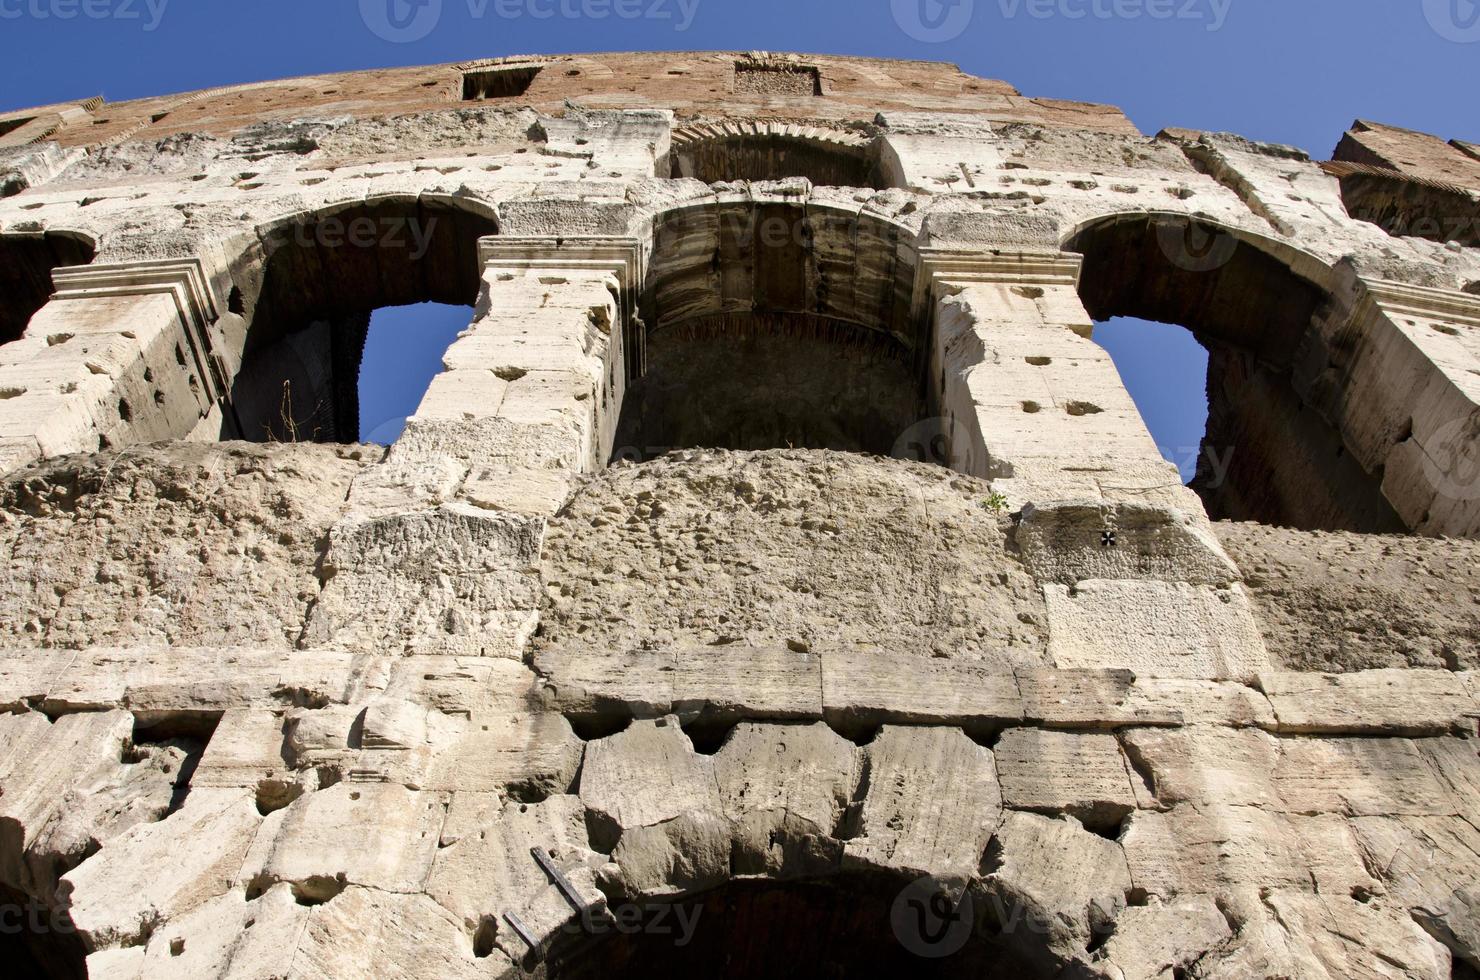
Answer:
0;258;226;472
916;248;1269;681
306;237;642;658
1340;279;1480;538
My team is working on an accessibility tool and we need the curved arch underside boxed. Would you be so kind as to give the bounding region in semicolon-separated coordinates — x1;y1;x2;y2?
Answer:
1066;214;1404;533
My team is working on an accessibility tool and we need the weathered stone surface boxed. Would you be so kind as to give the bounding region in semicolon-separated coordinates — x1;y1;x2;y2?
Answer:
426;794;605;957
0;443;366;649
994;728;1139;829
1078;896;1232;980
241;783;445;898
1351;815;1480;969
578;717;721;846
1258;669;1475;735
844;726;1001;882
1120;726;1282;808
1016;500;1240;586
980;811;1132;971
539;450;1049;662
822;654;1022;733
1218;521;1480;672
1044;580;1271;681
60;788;262;950
1274;737;1460;816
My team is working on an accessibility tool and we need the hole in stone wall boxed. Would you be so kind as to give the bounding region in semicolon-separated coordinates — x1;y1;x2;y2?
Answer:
225;198;495;444
669;133;883;188
1068;215;1405;533
0;233;95;345
536;875;1048;979
461;65;543;101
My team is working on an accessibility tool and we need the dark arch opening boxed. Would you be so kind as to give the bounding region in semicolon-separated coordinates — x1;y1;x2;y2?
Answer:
0;233;96;345
1066;213;1404;533
612;202;928;463
222;197;496;443
532;874;1048;980
669;132;884;189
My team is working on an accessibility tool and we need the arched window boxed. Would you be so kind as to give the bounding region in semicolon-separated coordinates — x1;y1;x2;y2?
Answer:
220;197;497;443
613;202;927;462
1065;213;1404;532
668;123;884;189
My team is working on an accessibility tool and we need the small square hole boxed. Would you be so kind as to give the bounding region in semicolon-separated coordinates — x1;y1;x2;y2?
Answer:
462;65;543;101
733;62;822;97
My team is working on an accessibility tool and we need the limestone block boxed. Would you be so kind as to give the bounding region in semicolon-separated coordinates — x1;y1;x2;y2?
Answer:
439;792;505;847
0;648;78;712
39;648;358;717
1418;737;1480;805
994;729;1139;829
1350;815;1480;969
243;783;444;898
303;504;543;657
671;645;823;724
190;707;290;790
1085;896;1232;980
713;722;859;876
844;726;1000;882
1120;726;1282;808
1257;670;1475;736
133;883;308;980
461;462;574;517
372;656;542;717
85;947;144;980
609;810;733;898
0;709;134;891
1120;677;1276;728
288;886;499;980
61;788;262;951
578;717;721;846
1016;501;1239;587
417;710;584;797
534;647;676;724
980;811;1132;970
1044;580;1271;681
1120;804;1377;901
281;703;361;771
1015;669;1181;729
426;795;605;959
821;654;1022;733
1274;737;1459;816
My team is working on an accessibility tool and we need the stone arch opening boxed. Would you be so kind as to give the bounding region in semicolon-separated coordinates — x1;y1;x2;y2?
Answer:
531;873;1042;980
0;232;96;345
220;196;497;443
612;201;927;462
668;124;884;189
1064;212;1405;532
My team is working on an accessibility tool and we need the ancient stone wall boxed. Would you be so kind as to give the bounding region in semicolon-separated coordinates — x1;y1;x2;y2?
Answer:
0;52;1477;979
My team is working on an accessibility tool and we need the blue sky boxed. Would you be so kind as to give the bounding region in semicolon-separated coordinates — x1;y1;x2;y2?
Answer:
3;1;1476;458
